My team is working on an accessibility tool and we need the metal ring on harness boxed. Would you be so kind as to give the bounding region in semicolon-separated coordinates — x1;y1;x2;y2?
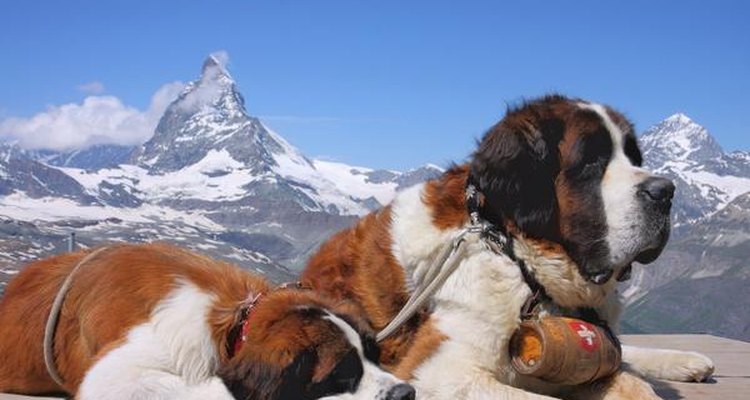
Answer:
43;246;111;388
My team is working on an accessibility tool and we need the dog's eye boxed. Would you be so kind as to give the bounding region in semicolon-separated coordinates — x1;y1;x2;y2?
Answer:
567;156;606;181
361;335;381;365
624;135;643;166
309;349;364;397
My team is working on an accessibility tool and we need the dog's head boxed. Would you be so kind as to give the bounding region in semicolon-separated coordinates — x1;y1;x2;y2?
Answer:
219;290;415;400
470;95;674;284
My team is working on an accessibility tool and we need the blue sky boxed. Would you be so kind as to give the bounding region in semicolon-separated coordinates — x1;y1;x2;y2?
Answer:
1;0;748;170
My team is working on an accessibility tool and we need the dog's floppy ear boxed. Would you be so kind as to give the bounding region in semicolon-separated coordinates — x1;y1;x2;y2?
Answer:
470;102;564;240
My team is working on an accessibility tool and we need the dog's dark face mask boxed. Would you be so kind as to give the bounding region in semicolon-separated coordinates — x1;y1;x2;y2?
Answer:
219;303;411;400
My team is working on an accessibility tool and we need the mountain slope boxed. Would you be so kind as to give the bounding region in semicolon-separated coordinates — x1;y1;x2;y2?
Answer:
46;144;135;170
0;144;96;203
622;192;750;340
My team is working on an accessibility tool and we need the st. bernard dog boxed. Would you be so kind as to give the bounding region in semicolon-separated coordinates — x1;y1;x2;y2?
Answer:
0;243;415;400
302;95;715;399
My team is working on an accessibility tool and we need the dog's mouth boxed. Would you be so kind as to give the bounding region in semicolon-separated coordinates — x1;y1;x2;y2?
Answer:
587;242;667;285
614;242;667;282
585;261;635;284
634;246;664;264
615;264;632;282
609;223;671;284
585;262;632;285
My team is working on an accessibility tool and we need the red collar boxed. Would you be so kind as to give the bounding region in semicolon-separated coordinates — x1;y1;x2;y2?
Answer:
228;282;308;358
230;292;264;357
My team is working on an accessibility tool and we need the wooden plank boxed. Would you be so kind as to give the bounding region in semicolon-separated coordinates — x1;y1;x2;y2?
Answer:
622;334;750;399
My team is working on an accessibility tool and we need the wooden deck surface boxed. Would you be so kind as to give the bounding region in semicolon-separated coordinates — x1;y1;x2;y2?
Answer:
622;334;749;400
1;334;746;399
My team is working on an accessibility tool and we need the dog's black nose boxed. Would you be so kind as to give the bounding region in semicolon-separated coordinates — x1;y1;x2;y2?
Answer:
386;383;416;400
638;177;675;202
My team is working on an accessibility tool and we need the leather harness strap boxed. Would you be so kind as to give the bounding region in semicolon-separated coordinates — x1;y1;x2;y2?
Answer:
44;246;112;387
464;183;551;317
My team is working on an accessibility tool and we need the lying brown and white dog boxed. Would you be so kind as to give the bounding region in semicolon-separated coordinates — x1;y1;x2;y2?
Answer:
302;95;715;399
0;243;415;400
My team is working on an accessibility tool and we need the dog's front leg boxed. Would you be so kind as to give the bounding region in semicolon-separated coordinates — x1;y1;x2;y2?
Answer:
567;371;661;400
77;343;234;400
439;372;561;400
621;345;714;382
77;370;234;400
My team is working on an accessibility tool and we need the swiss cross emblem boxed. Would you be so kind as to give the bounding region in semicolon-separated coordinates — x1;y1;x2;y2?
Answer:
568;320;600;352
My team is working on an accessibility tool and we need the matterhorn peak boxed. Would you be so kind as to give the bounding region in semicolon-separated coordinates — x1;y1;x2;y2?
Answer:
168;52;245;119
131;54;299;174
201;52;233;82
202;54;221;71
664;112;694;125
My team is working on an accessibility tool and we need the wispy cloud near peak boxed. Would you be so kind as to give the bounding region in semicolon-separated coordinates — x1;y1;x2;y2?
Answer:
76;81;106;95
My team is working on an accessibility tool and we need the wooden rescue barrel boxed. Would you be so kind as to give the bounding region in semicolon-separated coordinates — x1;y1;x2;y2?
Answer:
509;317;621;385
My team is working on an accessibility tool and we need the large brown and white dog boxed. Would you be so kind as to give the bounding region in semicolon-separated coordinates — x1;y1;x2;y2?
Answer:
302;95;715;399
0;243;415;400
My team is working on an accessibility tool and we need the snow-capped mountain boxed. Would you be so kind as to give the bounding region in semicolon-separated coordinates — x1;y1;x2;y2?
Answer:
124;54;440;217
0;143;96;203
131;56;271;173
0;55;442;294
640;113;750;225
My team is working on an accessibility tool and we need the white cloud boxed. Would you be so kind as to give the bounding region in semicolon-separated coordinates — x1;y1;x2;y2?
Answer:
177;77;223;113
76;81;106;95
0;82;185;151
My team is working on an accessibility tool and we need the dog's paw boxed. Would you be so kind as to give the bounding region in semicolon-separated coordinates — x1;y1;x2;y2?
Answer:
623;346;716;383
666;351;715;382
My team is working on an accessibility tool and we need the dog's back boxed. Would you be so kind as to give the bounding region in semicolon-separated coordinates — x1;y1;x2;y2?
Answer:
0;243;265;395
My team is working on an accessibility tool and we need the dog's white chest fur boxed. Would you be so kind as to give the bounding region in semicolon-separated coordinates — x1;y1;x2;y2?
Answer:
78;282;233;400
